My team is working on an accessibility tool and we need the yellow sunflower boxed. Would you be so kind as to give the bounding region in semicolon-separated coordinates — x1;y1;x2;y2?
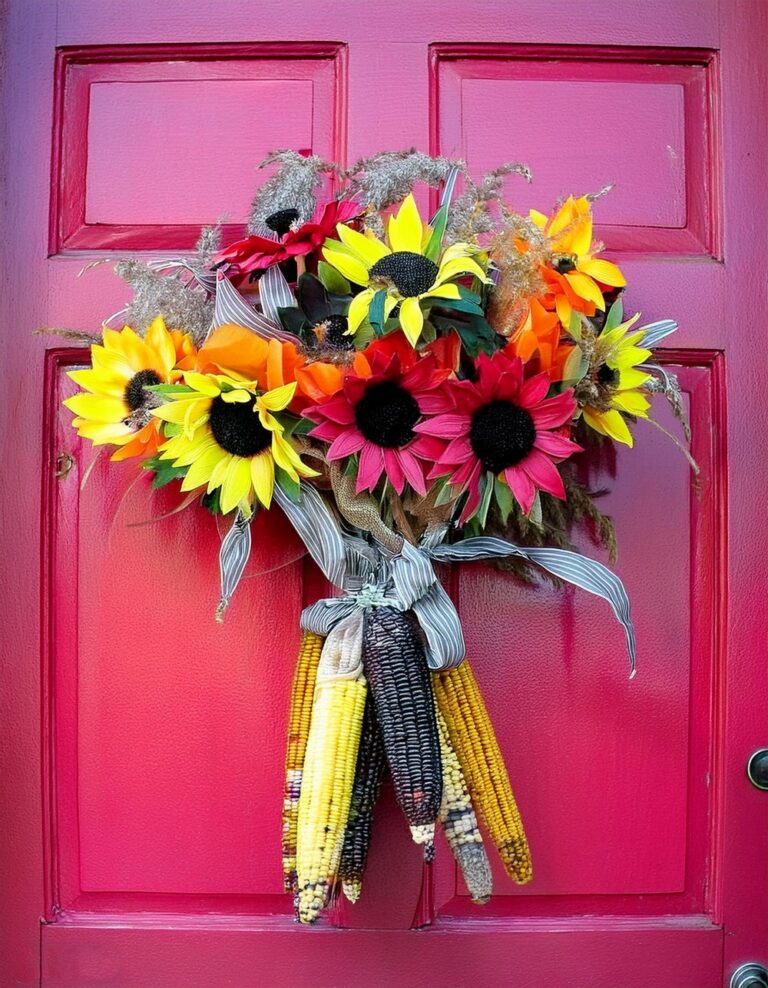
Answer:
63;316;196;461
531;195;626;328
152;373;318;513
581;314;652;447
322;193;489;346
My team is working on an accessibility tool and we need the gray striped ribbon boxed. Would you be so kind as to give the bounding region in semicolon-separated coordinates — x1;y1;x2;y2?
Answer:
216;508;253;621
439;165;461;210
258;265;298;324
213;273;295;341
639;319;678;348
275;484;638;675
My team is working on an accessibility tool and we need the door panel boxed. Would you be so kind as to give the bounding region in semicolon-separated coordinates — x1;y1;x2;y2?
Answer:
2;2;767;987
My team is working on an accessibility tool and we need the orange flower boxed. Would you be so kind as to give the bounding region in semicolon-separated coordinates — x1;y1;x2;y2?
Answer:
196;323;371;410
506;298;575;382
530;195;626;328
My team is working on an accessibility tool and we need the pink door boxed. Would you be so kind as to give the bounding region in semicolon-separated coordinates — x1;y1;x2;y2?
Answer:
2;2;767;986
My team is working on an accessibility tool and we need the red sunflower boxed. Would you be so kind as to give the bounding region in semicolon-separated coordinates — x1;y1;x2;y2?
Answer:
304;351;451;496
414;351;581;520
214;200;360;281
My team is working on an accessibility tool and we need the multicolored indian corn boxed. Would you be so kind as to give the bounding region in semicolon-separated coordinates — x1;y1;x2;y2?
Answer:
295;619;367;924
362;607;442;851
282;630;323;895
433;659;532;884
339;696;387;903
436;706;492;904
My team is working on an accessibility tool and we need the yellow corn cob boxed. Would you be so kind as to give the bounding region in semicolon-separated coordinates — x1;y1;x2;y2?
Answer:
296;615;367;923
282;630;323;894
436;707;492;904
433;659;532;884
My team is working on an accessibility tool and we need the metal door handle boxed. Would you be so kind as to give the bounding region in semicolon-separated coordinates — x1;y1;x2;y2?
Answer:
731;963;768;988
747;749;768;791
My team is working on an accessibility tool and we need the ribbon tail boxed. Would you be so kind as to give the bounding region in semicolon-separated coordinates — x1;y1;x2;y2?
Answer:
216;508;253;622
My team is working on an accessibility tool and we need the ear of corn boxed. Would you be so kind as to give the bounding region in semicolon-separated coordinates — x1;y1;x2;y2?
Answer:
362;607;442;852
339;696;387;903
434;659;532;884
295;614;367;923
436;707;492;904
282;630;324;894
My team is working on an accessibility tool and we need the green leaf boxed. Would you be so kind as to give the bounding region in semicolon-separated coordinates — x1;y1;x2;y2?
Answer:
437;294;485;317
528;490;543;527
476;471;494;528
275;466;301;502
161;422;183;437
201;488;222;515
561;344;589;385
433;477;457;508
368;289;387;335
277;305;309;336
604;297;624;332
567;311;582;342
291;416;315;436
145;383;192;395
142;455;188;490
424;204;448;262
494;476;515;525
453;315;505;358
317;260;351;296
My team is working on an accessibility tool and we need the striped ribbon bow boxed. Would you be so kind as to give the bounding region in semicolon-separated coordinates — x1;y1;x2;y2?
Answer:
264;484;637;676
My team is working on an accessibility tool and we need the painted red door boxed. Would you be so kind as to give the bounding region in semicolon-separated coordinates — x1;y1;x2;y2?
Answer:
2;2;766;986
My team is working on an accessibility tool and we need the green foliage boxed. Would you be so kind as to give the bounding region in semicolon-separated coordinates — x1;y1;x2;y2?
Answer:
317;260;351;296
142;454;187;489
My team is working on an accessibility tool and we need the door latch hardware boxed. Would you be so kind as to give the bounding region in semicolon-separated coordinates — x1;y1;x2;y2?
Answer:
747;750;768;791
55;451;74;479
731;963;768;988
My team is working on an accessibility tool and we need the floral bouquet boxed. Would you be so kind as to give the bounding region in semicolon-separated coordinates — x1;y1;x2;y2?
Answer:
62;149;689;925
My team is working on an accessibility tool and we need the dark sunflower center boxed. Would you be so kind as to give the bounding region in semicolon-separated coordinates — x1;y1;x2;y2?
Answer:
124;369;162;412
209;395;272;458
354;380;420;448
265;208;300;237
369;251;439;298
596;363;620;388
313;314;354;351
553;254;577;274
469;400;536;473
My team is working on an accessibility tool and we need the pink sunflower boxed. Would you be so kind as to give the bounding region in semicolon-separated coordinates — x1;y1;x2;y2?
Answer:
304;351;451;496
414;351;581;520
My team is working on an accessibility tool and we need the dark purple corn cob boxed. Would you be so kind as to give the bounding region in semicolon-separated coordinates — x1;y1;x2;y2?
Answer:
339;696;386;902
361;607;443;852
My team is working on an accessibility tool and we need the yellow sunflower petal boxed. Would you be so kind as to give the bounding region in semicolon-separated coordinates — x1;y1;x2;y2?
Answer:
182;372;221;396
529;209;548;230
399;297;424;345
616;367;652;390
259;381;297;412
580;257;626;288
220;388;252;403
584;406;634;447
207;451;233;492
67;368;126;397
347;288;375;333
151;396;209;425
555;293;573;329
612;390;651;418
251;451;275;508
220;456;253;514
179;442;226;491
74;420;133;443
387;194;424;253
568;215;593;258
145;316;177;375
63;393;128;422
566;271;605;310
424;282;461;300
435;256;489;286
322;243;371;286
336;225;389;266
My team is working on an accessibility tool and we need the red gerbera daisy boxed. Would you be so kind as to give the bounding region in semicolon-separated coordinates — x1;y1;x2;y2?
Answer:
304;351;452;496
214;199;360;281
414;351;581;520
